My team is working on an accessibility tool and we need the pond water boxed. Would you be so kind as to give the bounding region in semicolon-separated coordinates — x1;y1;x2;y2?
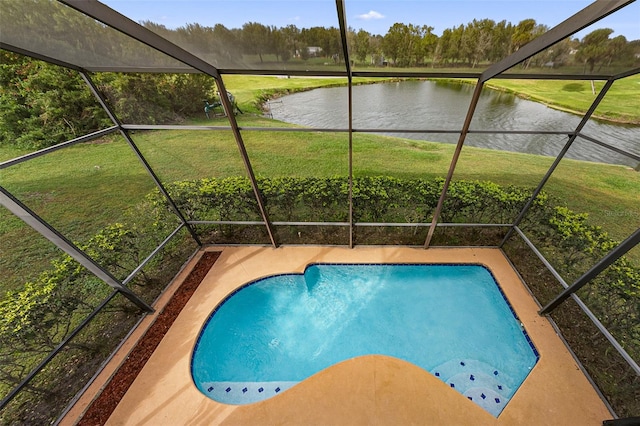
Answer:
268;81;640;168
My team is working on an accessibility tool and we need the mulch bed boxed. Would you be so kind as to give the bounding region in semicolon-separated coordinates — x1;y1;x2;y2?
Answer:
77;251;220;425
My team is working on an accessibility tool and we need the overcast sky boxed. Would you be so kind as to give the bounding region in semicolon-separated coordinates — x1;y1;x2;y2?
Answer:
100;0;639;40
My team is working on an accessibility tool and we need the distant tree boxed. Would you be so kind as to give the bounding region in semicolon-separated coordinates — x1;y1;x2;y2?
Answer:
281;24;301;58
174;23;215;56
299;44;311;61
300;26;323;51
242;22;272;63
382;23;408;66
330;27;344;61
459;22;475;66
538;37;574;68
606;35;629;66
445;25;465;64
271;27;289;62
630;40;640;60
212;24;241;64
433;29;450;65
461;19;496;67
325;27;343;60
142;21;242;67
417;25;437;66
300;26;341;59
353;29;372;64
382;23;431;67
576;28;615;73
141;21;175;40
369;34;384;65
489;20;514;62
511;19;538;51
511;19;548;68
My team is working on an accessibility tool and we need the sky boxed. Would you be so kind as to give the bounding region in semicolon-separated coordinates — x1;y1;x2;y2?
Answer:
100;0;639;40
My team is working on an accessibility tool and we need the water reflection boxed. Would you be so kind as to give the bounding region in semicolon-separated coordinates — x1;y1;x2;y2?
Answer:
269;81;639;168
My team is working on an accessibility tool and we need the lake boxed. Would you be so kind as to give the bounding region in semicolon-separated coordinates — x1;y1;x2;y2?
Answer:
268;81;640;168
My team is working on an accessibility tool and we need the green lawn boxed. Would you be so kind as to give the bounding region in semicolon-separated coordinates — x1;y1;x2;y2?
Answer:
485;74;640;124
1;75;639;293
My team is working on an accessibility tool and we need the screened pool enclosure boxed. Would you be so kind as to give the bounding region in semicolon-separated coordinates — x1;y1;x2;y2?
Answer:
0;0;639;423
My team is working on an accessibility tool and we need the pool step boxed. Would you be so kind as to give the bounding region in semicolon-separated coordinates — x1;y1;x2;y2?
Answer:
199;381;297;405
463;386;507;415
430;359;514;417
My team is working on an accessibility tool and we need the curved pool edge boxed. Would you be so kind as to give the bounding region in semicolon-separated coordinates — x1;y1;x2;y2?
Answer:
102;246;611;426
190;262;539;417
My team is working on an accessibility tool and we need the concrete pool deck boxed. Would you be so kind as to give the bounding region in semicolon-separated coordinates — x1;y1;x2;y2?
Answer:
66;246;612;425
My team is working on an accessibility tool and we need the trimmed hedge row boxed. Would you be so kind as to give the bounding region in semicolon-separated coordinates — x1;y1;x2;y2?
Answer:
158;176;540;223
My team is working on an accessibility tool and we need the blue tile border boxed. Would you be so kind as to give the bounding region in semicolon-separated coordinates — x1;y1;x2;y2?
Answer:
478;264;540;363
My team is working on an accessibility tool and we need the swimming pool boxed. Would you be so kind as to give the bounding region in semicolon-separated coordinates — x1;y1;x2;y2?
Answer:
191;263;538;417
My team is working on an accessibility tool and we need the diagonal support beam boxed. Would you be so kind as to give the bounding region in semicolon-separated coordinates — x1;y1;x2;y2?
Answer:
424;81;484;248
0;186;153;312
215;79;278;247
500;79;615;247
63;0;277;247
612;67;640;81
79;71;203;247
0;126;118;170
540;228;640;315
481;0;633;82
60;0;220;78
0;41;83;71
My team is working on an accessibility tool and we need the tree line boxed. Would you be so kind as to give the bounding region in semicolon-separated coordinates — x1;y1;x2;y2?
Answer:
368;20;636;71
145;18;639;71
1;0;639;150
5;0;637;71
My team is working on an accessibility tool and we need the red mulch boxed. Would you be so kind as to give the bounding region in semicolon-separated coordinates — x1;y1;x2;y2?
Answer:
77;251;220;425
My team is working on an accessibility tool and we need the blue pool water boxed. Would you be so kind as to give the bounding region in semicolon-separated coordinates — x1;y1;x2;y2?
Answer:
191;264;538;416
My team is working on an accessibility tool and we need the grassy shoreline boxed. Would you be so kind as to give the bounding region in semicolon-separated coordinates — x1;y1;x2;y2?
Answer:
1;76;639;293
221;74;640;125
484;75;640;125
